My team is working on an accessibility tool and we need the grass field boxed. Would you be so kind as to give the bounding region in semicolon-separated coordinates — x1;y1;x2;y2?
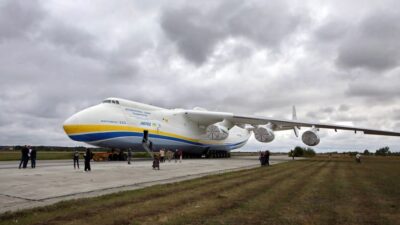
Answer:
0;151;74;161
1;157;399;225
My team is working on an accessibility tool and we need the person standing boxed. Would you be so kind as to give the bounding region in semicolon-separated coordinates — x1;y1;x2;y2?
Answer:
174;149;179;163
127;148;132;165
23;146;30;168
259;151;264;166
160;149;165;163
152;153;160;170
30;147;37;168
265;150;270;166
178;149;183;163
19;145;28;169
84;148;92;171
167;150;172;162
73;149;80;169
356;153;361;163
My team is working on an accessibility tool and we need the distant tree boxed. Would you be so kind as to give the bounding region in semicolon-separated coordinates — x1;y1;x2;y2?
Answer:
304;148;316;157
375;146;391;156
363;149;370;155
293;146;304;157
348;151;358;156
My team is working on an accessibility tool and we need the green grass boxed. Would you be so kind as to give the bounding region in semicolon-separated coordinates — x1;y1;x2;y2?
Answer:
0;151;74;161
0;157;399;225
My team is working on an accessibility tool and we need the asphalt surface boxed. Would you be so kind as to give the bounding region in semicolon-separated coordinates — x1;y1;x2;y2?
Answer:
0;156;295;214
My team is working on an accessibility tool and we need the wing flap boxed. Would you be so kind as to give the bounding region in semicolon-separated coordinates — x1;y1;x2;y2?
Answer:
184;110;233;125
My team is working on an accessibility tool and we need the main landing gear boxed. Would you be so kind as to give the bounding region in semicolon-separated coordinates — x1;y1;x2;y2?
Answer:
205;150;231;158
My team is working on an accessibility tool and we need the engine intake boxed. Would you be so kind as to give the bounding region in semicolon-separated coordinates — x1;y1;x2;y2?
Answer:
302;129;320;146
254;125;275;143
206;124;229;140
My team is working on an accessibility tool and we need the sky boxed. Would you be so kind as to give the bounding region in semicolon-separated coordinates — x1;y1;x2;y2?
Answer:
0;0;399;152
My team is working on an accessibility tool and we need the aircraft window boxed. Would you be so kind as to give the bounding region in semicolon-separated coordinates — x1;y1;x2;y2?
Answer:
112;100;115;104
116;100;119;104
103;100;111;103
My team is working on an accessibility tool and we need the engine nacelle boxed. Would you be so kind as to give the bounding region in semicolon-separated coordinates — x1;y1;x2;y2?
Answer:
302;129;320;146
254;125;275;143
206;124;229;140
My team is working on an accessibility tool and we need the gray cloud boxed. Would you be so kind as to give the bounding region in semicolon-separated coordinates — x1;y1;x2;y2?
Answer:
321;107;334;113
336;10;400;71
339;104;350;111
161;1;307;65
345;75;400;101
314;20;349;43
41;21;100;59
0;0;44;41
392;109;400;120
161;7;224;65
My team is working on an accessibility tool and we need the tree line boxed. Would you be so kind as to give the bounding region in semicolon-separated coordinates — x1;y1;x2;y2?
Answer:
288;146;316;157
321;146;400;156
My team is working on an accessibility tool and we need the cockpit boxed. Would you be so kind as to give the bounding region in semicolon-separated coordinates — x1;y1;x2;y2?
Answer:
102;99;120;105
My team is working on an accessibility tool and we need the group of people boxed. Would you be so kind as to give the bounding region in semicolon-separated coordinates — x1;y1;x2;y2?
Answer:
259;150;270;166
18;146;184;171
18;145;36;169
72;148;93;171
152;149;183;170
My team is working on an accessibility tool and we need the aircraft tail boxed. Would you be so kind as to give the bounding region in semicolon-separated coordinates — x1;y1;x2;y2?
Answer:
292;106;299;137
292;105;297;120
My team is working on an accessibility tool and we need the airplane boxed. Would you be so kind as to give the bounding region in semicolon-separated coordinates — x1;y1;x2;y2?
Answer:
63;97;400;158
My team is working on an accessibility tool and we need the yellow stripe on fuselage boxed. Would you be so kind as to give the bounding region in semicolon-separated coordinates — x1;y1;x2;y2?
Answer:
63;124;204;143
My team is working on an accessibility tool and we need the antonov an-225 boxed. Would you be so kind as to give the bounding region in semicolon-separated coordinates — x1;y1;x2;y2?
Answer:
63;97;400;158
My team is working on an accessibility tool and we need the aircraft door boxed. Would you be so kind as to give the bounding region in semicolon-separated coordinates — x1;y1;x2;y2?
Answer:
143;130;149;143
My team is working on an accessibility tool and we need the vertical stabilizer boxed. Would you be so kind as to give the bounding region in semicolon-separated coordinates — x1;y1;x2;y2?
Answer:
292;106;299;137
292;105;297;120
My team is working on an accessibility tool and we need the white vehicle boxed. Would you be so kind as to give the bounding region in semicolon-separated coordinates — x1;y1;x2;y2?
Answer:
63;97;400;158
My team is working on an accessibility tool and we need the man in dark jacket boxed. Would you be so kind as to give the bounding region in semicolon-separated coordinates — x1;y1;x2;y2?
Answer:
84;148;92;171
19;145;29;169
127;148;132;165
30;147;37;168
23;146;30;168
265;150;270;166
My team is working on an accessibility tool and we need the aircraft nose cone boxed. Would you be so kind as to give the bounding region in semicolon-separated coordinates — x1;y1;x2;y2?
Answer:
62;104;104;139
63;113;80;137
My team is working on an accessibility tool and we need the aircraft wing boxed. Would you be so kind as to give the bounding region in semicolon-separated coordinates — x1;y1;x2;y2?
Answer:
184;110;400;137
233;115;400;136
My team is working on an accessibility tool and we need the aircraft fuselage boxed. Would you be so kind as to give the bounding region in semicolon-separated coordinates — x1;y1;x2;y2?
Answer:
63;98;250;155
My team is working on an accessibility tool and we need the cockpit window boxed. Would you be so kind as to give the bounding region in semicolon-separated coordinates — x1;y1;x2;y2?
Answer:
102;99;120;105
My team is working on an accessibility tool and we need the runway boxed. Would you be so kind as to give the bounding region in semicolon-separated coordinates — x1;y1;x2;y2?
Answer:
0;156;294;214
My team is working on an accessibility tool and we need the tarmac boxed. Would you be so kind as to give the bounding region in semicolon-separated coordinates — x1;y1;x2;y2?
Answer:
0;156;294;214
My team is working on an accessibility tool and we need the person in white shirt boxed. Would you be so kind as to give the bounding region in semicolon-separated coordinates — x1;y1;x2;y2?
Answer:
355;153;361;163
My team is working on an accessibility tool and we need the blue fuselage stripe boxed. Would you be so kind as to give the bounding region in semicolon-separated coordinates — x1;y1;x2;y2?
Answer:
69;131;246;148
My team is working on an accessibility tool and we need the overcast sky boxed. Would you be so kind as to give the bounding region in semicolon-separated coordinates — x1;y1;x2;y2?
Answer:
1;0;399;152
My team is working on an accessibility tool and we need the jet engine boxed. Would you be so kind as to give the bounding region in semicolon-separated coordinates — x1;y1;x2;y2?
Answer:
206;124;229;140
302;129;320;146
254;125;275;143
